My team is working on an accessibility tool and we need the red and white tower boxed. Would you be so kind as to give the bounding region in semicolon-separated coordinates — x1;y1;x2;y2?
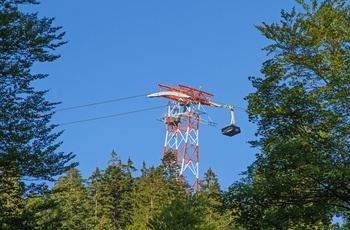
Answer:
148;84;221;191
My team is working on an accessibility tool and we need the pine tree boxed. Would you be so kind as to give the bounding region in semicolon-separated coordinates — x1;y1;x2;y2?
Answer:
129;152;186;229
22;186;61;230
93;150;134;229
0;0;76;181
0;166;26;229
129;166;165;229
199;168;231;229
0;1;76;227
160;151;189;192
51;167;92;229
147;194;207;230
87;167;102;227
122;157;137;226
140;160;148;177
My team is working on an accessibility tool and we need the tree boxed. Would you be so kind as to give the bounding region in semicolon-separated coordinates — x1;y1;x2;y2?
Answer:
129;152;186;229
199;168;232;229
0;0;75;181
160;151;189;192
129;165;170;229
0;1;76;227
92;150;134;229
147;194;207;230
228;0;350;228
87;167;103;227
51;167;92;229
0;166;26;229
123;157;137;225
23;186;61;230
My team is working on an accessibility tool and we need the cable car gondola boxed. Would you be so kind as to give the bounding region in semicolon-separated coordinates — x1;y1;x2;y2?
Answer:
222;124;241;136
222;105;241;137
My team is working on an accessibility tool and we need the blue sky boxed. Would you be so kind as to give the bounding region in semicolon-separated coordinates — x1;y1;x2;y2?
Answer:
27;1;298;190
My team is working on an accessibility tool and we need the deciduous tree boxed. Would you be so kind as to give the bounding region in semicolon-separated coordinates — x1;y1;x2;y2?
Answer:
227;0;350;228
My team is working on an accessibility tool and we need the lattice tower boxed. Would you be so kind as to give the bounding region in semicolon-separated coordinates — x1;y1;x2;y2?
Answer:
148;84;220;191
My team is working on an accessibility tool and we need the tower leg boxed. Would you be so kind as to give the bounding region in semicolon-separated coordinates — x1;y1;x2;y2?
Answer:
163;101;200;192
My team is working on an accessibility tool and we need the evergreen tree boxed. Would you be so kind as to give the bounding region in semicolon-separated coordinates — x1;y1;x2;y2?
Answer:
93;150;134;229
129;166;166;229
0;166;26;229
123;157;137;226
160;151;189;192
51;167;92;229
87;167;103;228
22;187;61;230
147;194;207;230
125;157;137;180
199;168;231;229
129;152;186;229
0;1;76;227
0;0;76;181
140;160;148;177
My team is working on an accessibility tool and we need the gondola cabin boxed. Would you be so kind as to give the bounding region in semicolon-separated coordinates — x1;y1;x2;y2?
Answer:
221;124;241;137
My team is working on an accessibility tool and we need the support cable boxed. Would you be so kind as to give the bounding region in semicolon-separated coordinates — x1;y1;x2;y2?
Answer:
54;93;151;112
215;100;247;113
51;92;247;126
54;92;247;114
59;105;165;126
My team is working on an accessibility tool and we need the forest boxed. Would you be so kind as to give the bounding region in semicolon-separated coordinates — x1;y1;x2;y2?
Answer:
1;0;350;229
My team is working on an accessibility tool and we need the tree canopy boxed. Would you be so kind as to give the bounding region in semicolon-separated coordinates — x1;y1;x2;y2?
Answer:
0;0;76;228
0;0;76;181
225;0;350;228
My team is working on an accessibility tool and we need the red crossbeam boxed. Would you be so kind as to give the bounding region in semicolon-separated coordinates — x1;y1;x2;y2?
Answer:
158;84;214;106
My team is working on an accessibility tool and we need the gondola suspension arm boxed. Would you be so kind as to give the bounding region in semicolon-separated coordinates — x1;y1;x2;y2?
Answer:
221;105;241;137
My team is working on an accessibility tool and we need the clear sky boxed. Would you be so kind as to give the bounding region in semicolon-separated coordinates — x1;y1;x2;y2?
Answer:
25;1;298;190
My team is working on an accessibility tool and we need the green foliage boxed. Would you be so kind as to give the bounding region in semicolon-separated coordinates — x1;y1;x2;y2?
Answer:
199;168;232;229
227;0;350;229
0;0;76;182
51;167;92;229
0;1;76;228
90;150;134;229
0;147;244;229
87;167;103;228
0;169;26;229
129;152;186;229
147;194;208;230
23;188;61;230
